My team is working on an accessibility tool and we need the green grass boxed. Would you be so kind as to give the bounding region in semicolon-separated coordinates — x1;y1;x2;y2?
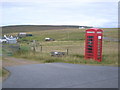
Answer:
3;28;118;66
102;28;118;38
18;28;85;42
14;51;118;66
0;68;9;78
1;69;7;77
18;28;118;43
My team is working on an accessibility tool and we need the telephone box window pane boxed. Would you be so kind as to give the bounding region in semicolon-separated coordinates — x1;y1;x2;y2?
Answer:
98;39;101;41
98;54;101;56
88;39;93;41
97;57;101;59
88;42;93;44
87;51;92;53
98;50;100;52
98;42;101;44
87;48;92;50
87;54;93;56
88;45;93;47
98;48;100;50
87;36;94;38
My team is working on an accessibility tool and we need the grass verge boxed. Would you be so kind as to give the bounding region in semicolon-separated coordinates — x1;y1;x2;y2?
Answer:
2;68;10;81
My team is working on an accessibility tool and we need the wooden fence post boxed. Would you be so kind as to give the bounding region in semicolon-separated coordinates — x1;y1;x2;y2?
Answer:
67;49;69;55
40;45;42;52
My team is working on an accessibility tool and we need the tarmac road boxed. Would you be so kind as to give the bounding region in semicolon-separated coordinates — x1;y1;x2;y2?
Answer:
2;63;118;88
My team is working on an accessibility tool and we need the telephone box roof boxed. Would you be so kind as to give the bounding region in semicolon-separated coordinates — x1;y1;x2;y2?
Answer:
86;28;103;32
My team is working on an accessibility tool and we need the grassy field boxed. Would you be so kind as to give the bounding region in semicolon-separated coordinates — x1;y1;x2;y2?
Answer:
9;28;118;41
9;28;118;66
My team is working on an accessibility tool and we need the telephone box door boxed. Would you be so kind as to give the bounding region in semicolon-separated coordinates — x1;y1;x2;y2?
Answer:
85;30;95;59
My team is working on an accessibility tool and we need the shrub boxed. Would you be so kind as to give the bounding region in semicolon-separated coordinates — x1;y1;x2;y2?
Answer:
14;45;31;55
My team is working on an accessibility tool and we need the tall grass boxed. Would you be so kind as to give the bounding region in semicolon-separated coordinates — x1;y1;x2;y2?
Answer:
14;40;118;66
14;45;31;55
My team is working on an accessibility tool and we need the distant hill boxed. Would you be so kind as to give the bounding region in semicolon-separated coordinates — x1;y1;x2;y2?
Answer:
1;25;93;34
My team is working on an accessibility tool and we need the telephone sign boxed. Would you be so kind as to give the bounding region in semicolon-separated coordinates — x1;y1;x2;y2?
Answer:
85;28;103;62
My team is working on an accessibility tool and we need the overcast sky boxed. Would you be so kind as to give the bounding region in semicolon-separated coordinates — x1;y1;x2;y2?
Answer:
0;0;119;28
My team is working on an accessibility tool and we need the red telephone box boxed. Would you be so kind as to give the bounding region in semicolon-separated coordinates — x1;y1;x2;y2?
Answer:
85;28;103;62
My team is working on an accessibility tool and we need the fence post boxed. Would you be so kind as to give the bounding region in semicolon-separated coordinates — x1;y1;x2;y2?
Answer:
67;49;69;55
33;46;36;55
40;45;42;52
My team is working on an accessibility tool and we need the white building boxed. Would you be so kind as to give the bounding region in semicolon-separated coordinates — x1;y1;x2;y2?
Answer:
0;35;17;44
79;26;85;29
7;38;17;44
0;38;7;43
18;32;26;37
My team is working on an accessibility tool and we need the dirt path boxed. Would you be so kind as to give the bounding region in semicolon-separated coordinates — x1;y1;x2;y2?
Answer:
3;57;41;67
